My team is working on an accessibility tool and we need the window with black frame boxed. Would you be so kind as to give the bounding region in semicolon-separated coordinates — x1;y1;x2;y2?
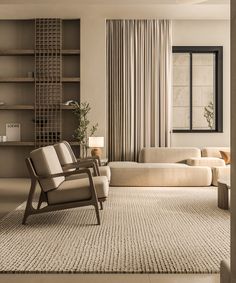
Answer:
172;46;223;133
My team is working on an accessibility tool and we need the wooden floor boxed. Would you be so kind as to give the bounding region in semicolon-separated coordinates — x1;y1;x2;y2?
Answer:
0;179;220;283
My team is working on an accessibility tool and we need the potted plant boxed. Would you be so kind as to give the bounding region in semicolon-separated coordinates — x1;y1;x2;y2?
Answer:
71;101;98;158
204;101;214;130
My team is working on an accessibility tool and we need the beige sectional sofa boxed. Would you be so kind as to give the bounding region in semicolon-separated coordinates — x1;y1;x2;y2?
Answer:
108;147;230;187
201;147;230;186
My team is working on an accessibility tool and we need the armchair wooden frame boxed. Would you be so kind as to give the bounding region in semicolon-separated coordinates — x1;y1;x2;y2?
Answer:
23;158;101;225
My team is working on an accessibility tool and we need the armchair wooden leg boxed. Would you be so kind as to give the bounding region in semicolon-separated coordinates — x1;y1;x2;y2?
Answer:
37;192;44;210
99;201;103;210
22;180;37;225
94;203;101;225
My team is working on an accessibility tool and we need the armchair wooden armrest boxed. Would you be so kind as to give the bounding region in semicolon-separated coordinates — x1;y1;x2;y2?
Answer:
62;160;99;176
77;156;102;166
37;167;92;180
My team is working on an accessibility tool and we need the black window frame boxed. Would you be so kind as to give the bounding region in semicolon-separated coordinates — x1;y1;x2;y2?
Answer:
172;46;223;133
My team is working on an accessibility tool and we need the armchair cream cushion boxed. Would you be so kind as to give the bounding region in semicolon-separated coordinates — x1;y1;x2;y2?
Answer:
47;176;109;205
54;141;111;181
30;146;65;192
54;142;75;166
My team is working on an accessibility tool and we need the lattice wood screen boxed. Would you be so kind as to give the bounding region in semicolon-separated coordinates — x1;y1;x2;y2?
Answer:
35;18;62;147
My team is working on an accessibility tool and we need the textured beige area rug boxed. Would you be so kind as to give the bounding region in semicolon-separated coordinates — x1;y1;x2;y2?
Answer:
0;187;230;273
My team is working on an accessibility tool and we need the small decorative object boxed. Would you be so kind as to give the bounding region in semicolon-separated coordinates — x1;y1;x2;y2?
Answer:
204;101;214;129
6;123;21;141
27;71;34;78
2;136;7;142
71;101;98;158
89;137;104;158
63;100;78;106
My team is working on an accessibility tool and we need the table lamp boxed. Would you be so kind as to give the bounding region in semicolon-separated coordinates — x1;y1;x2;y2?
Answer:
89;136;104;158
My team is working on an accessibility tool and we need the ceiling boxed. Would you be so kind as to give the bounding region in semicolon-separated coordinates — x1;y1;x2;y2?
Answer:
0;0;230;4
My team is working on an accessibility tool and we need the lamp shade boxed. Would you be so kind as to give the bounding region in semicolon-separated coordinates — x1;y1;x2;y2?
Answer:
88;136;104;148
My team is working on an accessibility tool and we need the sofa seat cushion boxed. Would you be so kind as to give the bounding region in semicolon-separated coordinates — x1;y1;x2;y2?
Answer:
187;157;225;168
109;162;212;187
47;176;109;205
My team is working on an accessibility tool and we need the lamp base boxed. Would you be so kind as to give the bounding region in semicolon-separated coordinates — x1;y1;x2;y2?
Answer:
91;148;102;158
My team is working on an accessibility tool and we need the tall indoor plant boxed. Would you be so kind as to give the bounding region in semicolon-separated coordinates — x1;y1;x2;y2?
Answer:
71;101;98;158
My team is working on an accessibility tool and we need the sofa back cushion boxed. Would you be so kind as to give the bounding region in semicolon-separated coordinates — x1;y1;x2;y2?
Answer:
30;146;65;192
201;147;230;158
139;147;201;163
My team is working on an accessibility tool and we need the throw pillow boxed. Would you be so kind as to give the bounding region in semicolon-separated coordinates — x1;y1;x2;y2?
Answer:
220;151;231;165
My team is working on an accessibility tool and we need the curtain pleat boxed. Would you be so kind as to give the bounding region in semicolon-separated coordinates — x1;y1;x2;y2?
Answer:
107;20;172;161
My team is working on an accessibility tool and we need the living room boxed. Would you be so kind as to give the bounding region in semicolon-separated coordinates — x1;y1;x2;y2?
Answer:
0;0;234;283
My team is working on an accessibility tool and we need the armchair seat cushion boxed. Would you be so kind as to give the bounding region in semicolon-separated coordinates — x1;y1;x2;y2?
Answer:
47;176;109;205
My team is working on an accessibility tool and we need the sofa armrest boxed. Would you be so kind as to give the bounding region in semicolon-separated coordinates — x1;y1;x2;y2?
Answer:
212;166;230;186
187;157;225;168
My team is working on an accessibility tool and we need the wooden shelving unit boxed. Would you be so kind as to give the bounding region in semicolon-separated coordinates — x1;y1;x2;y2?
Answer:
0;77;34;82
0;49;80;56
0;19;80;177
0;105;76;110
0;140;78;146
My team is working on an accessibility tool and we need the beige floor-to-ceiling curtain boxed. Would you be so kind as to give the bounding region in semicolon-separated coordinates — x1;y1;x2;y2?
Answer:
107;20;172;161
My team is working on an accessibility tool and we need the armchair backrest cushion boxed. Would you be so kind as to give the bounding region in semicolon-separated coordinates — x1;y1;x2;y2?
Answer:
139;147;201;163
54;142;76;165
201;147;230;158
30;146;65;192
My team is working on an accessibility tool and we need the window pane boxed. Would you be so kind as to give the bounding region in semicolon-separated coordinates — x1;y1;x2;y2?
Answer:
172;53;190;130
192;53;216;130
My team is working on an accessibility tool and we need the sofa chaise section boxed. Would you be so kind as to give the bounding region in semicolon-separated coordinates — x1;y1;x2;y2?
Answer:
109;148;212;187
109;162;212;187
201;147;230;186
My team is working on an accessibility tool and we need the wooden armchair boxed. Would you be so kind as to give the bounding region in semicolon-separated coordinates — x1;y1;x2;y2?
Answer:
55;141;111;182
54;141;110;209
22;146;106;225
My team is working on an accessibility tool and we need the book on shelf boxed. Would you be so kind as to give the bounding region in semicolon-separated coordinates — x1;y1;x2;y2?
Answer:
6;123;21;141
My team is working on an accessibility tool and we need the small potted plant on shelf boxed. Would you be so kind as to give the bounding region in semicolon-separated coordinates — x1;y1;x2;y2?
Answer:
204;101;214;130
71;101;98;158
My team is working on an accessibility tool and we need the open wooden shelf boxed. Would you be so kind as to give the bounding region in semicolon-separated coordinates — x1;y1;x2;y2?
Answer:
0;49;34;55
0;105;76;110
62;50;80;55
0;141;35;146
0;105;34;110
62;77;80;82
0;77;34;82
0;49;80;56
0;77;80;83
0;140;79;146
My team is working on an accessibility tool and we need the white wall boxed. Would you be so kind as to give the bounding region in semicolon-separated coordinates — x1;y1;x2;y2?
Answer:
0;4;230;158
172;20;230;148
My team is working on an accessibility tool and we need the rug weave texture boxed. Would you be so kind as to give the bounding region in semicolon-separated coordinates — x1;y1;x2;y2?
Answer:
0;187;230;273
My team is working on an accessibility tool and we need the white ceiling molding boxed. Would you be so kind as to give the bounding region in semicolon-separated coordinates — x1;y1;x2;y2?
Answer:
175;0;207;4
0;0;230;4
